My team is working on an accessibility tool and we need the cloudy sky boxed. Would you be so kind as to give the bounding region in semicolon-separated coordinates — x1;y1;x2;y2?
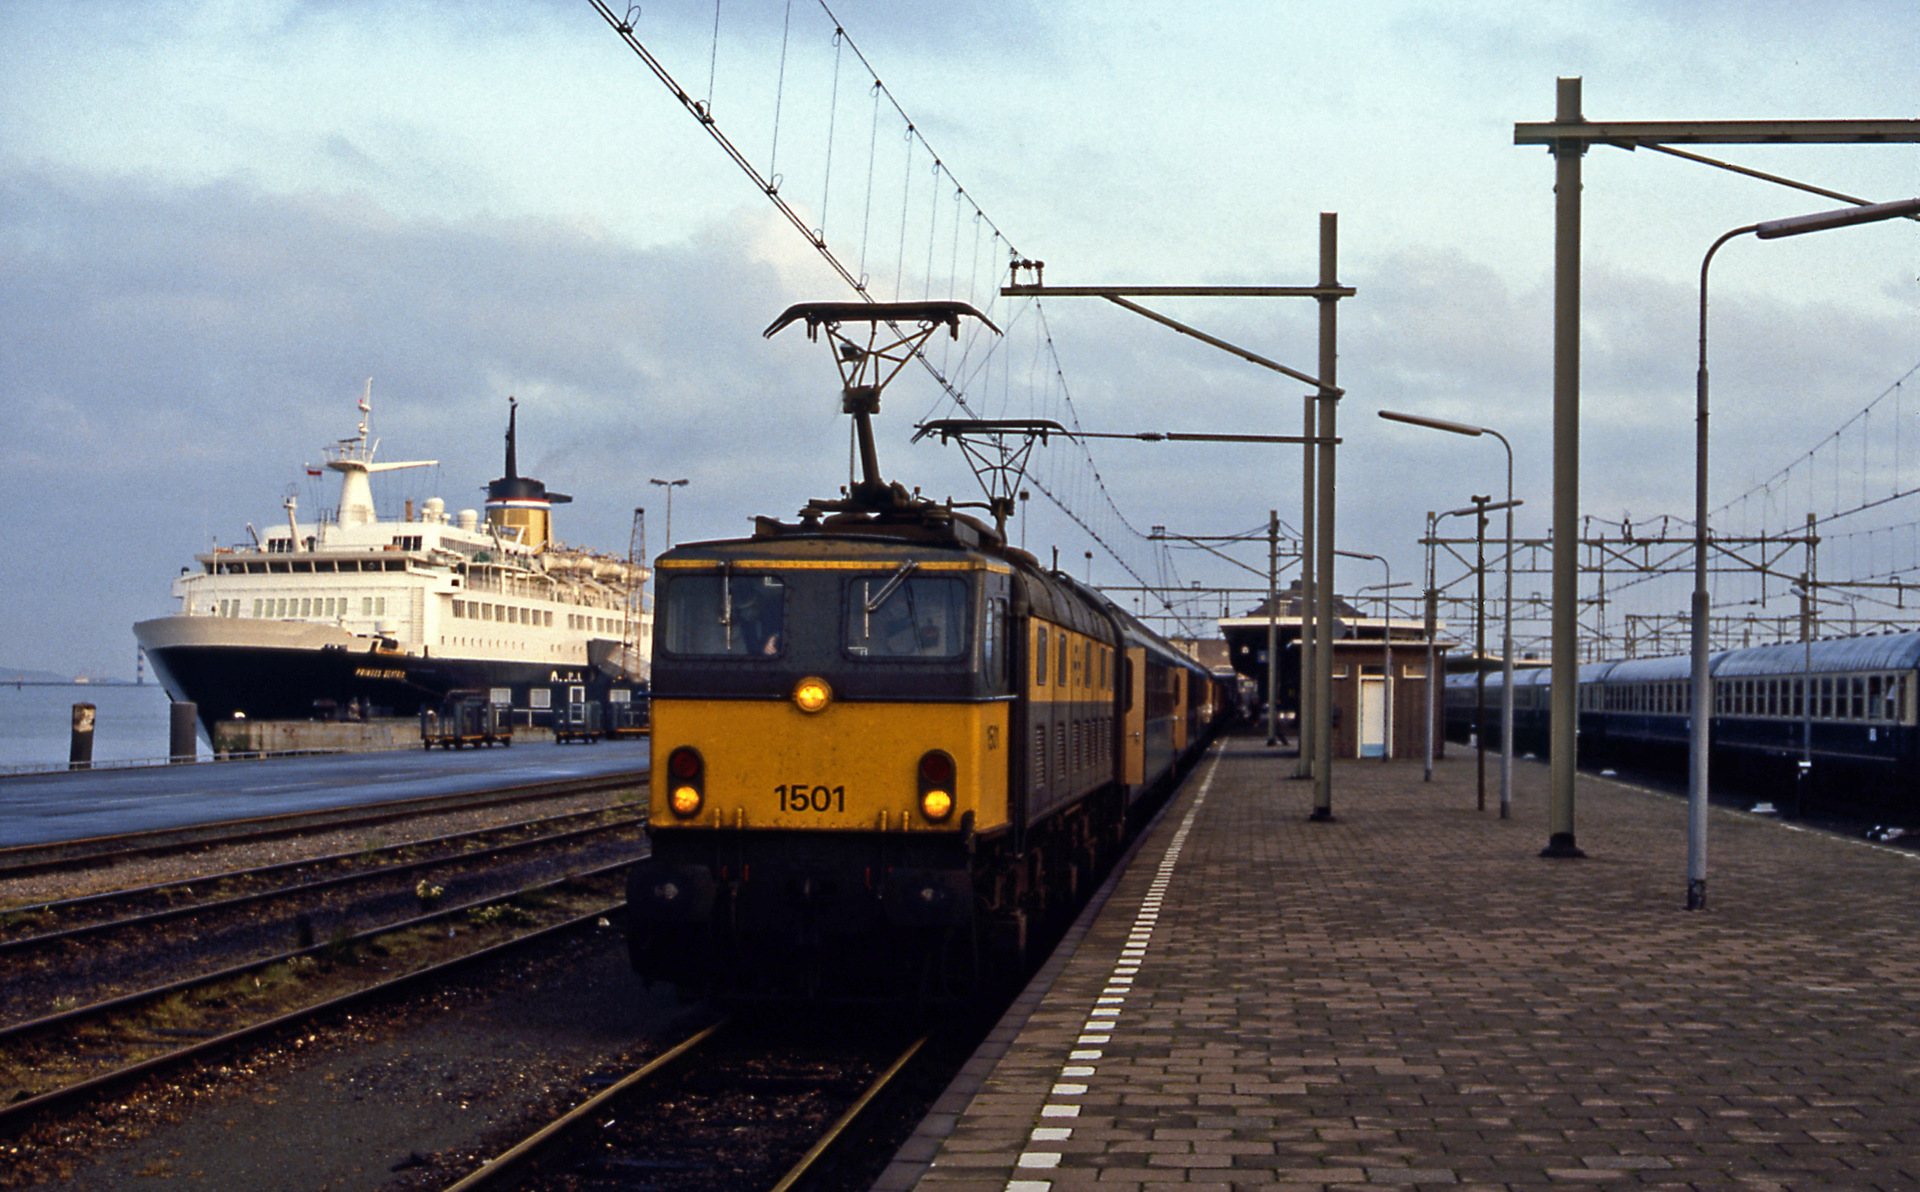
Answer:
3;0;1916;679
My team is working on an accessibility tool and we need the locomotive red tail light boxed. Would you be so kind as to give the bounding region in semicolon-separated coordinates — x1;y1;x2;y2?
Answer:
917;749;956;822
666;746;704;818
918;751;954;785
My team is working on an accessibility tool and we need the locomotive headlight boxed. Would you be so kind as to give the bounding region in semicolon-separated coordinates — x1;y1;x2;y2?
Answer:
666;746;704;818
917;749;956;822
793;676;833;714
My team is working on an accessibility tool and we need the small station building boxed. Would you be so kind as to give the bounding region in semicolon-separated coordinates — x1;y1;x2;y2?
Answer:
1218;580;1453;759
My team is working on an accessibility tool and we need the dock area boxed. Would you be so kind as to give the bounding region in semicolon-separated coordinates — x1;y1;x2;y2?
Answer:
885;737;1920;1191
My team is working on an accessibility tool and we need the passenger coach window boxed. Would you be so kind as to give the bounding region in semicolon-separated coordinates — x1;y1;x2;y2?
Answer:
662;574;787;656
845;575;968;659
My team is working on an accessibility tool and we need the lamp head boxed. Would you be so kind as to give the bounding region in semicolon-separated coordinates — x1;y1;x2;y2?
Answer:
1378;409;1485;438
1755;197;1920;240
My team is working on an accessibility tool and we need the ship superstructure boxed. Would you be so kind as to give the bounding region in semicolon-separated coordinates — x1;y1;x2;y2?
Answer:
135;388;648;733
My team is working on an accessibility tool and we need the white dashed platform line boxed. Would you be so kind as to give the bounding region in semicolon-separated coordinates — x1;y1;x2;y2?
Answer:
1003;747;1221;1192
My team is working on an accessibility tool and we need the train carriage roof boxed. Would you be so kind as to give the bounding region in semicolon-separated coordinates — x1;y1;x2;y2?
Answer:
1715;631;1920;677
1053;573;1210;674
1447;634;1920;691
1599;653;1724;683
1448;660;1620;690
1019;569;1117;643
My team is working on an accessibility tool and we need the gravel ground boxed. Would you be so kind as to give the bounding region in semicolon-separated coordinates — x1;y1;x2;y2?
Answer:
0;788;641;910
10;927;703;1191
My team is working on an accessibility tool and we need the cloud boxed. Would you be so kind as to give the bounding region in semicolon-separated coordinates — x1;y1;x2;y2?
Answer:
0;165;873;674
2;149;1913;677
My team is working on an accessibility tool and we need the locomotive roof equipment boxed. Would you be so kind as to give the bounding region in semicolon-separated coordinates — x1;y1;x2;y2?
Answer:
763;300;998;516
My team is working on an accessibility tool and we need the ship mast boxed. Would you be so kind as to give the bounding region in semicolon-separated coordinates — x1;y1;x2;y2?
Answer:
325;380;436;528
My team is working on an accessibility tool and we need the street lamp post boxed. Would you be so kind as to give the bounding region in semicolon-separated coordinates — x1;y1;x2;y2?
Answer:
1790;580;1816;818
1380;409;1519;819
1472;497;1489;808
1268;512;1281;747
1423;510;1439;782
1688;196;1920;912
649;477;689;549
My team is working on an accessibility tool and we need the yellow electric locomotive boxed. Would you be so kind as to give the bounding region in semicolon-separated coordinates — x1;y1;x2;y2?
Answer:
623;301;1221;998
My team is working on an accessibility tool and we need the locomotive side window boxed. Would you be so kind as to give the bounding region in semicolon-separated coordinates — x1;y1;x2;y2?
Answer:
661;574;787;657
1057;634;1068;687
845;575;968;659
1035;627;1048;685
983;597;1008;689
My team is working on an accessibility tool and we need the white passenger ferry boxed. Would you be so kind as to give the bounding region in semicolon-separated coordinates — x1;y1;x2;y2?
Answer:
134;390;648;733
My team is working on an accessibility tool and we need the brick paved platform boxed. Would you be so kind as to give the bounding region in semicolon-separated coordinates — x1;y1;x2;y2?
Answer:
893;735;1920;1191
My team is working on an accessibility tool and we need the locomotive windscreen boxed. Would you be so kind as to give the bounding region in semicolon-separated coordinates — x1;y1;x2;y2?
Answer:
661;573;788;657
845;574;968;659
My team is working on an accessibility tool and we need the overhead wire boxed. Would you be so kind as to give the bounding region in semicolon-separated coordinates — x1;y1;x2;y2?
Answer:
588;0;1278;621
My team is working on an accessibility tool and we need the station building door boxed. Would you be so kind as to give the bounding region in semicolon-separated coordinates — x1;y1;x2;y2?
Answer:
1358;673;1389;758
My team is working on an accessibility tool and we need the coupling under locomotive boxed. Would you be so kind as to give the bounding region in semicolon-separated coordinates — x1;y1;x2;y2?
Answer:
623;301;1222;999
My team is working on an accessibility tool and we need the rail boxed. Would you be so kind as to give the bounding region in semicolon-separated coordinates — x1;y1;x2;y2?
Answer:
0;807;643;958
438;1022;729;1192
0;865;635;1135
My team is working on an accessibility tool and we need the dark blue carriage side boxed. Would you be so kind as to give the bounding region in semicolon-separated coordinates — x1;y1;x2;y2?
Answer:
1444;666;1557;755
1449;663;1604;761
1708;632;1920;816
1570;659;1624;764
1453;631;1920;821
1453;661;1653;761
1584;651;1724;773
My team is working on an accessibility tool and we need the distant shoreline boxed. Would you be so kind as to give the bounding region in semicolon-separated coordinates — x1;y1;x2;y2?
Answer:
2;680;145;688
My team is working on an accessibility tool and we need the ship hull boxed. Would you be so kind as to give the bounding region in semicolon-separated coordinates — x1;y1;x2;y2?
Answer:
134;616;598;734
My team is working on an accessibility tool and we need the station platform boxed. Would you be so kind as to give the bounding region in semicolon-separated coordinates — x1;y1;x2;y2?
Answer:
884;736;1920;1191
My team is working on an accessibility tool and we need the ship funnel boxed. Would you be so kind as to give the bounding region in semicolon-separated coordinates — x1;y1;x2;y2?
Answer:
484;397;571;551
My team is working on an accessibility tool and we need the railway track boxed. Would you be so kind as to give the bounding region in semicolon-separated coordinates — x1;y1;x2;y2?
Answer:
0;863;634;1136
0;807;645;1029
437;1021;930;1192
0;802;641;955
0;770;647;879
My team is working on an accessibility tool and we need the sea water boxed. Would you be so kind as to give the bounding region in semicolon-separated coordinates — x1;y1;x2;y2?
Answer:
0;683;207;771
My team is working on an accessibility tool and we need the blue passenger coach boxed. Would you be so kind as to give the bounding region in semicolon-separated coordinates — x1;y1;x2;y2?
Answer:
1445;631;1920;817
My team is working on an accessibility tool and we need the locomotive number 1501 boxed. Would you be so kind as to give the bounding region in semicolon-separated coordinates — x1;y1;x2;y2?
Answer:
777;783;846;813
